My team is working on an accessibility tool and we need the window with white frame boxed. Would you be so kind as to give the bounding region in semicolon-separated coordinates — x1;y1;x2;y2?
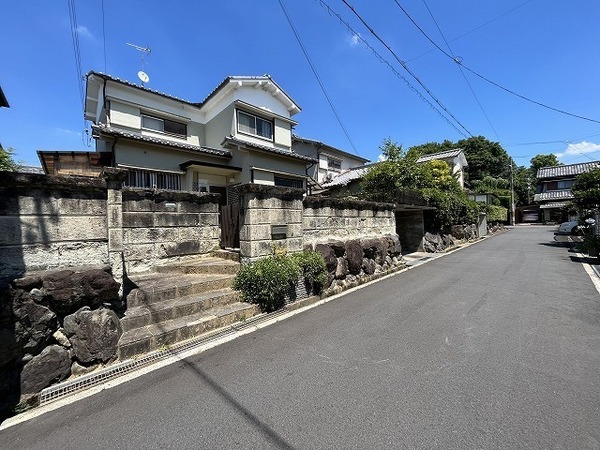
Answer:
237;110;273;140
125;169;182;190
141;114;187;138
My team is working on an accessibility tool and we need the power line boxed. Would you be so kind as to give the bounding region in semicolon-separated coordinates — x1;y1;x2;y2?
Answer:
67;0;84;109
277;0;359;155
407;0;535;63
419;0;500;141
391;0;600;126
341;0;473;137
101;0;107;72
316;0;469;138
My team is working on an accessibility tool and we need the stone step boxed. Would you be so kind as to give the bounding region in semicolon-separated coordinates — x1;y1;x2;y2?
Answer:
121;288;241;332
211;249;240;262
126;273;235;307
118;302;261;359
153;256;240;276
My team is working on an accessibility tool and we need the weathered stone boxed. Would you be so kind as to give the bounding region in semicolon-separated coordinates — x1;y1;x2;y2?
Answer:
53;329;71;348
43;268;120;316
20;345;71;394
450;225;465;239
345;240;363;275
11;296;58;358
314;244;337;274
362;258;376;275
63;307;122;364
386;234;402;256
29;288;44;302
330;241;346;257
335;257;348;279
12;276;42;291
361;238;386;264
71;361;100;377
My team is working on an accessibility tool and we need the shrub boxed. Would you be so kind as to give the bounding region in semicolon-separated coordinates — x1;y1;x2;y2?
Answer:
485;204;508;222
421;188;480;231
291;251;328;294
233;250;328;312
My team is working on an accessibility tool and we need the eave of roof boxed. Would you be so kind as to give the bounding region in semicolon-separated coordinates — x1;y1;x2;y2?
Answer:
0;86;9;108
292;135;370;163
321;164;374;188
92;125;232;158
222;136;317;164
536;161;600;179
417;148;466;164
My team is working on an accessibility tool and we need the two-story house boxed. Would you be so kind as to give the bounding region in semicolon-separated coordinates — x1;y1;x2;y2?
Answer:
291;135;369;188
416;148;468;189
534;161;600;222
76;72;316;203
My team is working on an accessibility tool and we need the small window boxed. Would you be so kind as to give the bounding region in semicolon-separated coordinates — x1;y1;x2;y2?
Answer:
557;179;574;190
237;110;273;140
274;176;303;189
141;114;187;138
126;169;182;190
327;157;342;171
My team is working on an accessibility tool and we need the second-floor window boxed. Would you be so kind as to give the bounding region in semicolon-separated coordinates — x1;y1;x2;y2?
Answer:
237;110;273;140
327;157;342;171
141;114;187;138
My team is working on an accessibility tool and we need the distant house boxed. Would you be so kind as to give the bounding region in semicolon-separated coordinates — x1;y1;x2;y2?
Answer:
416;148;468;189
534;161;600;222
291;135;369;188
40;72;317;202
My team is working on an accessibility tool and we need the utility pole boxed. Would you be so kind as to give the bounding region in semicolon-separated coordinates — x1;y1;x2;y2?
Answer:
510;157;516;226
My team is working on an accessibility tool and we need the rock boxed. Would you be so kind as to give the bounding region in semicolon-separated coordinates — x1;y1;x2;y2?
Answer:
29;288;44;302
360;238;386;264
43;268;120;316
345;240;363;275
12;296;58;357
450;225;465;239
71;361;100;378
330;241;346;257
314;244;337;275
20;345;71;394
335;258;348;279
12;275;42;291
63;307;123;364
53;329;71;348
362;258;376;275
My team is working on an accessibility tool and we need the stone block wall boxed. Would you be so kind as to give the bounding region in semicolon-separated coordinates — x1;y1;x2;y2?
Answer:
303;196;396;248
121;189;221;273
0;172;109;280
238;184;304;262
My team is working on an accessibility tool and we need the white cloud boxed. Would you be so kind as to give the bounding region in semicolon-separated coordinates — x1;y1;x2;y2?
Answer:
349;33;362;47
55;128;81;137
555;140;600;158
76;25;94;40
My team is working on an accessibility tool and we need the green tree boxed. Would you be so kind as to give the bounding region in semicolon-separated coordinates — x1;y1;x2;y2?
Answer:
530;153;561;176
0;147;20;171
572;168;600;211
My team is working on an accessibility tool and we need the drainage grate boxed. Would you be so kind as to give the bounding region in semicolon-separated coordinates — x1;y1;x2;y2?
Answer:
39;309;289;406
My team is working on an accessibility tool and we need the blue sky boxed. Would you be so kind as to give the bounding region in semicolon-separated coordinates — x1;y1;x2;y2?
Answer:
2;0;600;168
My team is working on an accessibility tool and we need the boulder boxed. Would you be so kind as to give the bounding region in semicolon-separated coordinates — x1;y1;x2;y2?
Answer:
330;241;346;257
20;345;71;394
345;240;363;275
71;361;100;378
315;244;337;275
63;307;123;364
43;268;120;316
362;258;376;275
335;258;348;279
450;225;465;239
386;234;402;256
11;296;58;359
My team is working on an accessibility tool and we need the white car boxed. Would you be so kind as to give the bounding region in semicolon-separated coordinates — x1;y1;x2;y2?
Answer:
557;220;580;235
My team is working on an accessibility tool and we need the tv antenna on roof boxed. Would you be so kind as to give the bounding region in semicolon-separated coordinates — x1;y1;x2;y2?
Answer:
127;43;151;86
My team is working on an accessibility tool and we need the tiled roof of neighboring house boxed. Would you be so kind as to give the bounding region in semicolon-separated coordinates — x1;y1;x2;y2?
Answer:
18;165;44;174
536;161;600;179
539;201;570;209
91;125;232;158
416;148;464;163
321;164;373;188
86;71;199;106
291;135;370;163
533;190;574;202
222;136;317;163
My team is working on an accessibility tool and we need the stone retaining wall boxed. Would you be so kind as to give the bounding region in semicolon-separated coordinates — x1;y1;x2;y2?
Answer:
0;173;109;280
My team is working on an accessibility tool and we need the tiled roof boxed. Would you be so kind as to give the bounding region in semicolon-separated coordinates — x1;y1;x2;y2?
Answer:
536;161;600;179
321;165;373;188
533;190;574;201
416;148;464;163
86;71;199;106
91;125;232;158
539;201;569;209
292;135;370;163
222;136;317;163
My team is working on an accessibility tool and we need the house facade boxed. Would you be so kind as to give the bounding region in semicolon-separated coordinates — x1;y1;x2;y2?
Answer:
291;135;369;187
80;72;316;203
534;161;600;222
416;148;468;189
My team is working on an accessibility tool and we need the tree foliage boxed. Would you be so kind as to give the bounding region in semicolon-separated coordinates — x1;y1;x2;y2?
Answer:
530;154;561;176
572;168;600;211
0;147;20;172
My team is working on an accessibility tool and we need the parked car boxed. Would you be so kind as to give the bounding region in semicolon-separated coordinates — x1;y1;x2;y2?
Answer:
557;220;580;235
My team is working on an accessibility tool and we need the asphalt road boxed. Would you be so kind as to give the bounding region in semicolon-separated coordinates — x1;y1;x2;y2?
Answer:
3;226;600;449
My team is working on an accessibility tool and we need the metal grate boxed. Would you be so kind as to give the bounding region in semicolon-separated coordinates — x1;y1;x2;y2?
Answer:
39;309;288;406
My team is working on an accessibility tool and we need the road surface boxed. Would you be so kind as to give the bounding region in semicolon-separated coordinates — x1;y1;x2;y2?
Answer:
3;226;600;449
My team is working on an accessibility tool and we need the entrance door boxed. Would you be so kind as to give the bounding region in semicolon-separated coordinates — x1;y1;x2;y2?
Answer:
220;204;240;249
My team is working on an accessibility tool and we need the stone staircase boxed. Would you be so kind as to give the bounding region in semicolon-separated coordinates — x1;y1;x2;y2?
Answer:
118;253;260;359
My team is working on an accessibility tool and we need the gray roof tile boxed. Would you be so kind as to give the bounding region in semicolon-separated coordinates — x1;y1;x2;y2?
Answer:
536;161;600;179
